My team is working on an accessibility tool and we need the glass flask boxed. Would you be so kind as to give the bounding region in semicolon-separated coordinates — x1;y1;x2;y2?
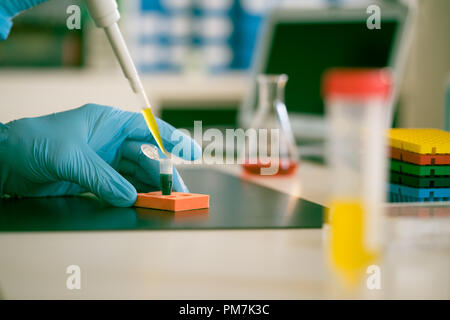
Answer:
241;74;299;176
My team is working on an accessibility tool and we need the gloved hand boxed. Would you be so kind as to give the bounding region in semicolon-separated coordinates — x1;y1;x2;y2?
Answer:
0;104;201;207
0;0;47;40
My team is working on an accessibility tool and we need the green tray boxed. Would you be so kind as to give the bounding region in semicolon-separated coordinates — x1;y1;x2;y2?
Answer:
390;171;450;188
390;160;450;177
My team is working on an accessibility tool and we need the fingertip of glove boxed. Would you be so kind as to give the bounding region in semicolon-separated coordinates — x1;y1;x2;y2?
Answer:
0;19;13;41
109;183;137;207
170;138;202;162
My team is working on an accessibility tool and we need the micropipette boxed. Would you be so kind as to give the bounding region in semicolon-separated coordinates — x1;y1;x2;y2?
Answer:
84;0;168;156
84;0;174;195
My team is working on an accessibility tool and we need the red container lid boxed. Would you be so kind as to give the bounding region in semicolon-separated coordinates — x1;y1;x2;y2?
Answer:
322;68;392;100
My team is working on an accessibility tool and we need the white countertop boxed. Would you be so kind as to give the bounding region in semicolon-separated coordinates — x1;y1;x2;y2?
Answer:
0;163;448;299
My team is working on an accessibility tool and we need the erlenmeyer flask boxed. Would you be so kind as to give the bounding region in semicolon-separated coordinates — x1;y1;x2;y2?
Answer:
242;74;299;176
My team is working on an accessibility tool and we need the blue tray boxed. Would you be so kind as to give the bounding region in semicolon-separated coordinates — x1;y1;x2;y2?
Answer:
389;183;450;202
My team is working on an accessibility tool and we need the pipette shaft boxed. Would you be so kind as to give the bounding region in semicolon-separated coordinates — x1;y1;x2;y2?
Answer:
104;23;144;95
84;0;168;155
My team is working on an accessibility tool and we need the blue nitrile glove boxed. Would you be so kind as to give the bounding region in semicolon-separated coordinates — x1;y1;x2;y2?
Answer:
0;104;201;207
0;0;47;40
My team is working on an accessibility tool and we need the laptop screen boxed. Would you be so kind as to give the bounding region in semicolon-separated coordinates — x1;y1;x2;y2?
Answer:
263;20;399;116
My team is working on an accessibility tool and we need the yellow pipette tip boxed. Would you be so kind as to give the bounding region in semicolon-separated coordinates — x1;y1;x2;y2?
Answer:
141;108;168;156
135;87;169;157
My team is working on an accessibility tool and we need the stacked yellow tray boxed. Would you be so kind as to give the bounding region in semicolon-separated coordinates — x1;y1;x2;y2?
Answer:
388;129;450;202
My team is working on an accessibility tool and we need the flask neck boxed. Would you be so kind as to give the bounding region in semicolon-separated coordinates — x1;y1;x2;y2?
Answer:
257;74;287;109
